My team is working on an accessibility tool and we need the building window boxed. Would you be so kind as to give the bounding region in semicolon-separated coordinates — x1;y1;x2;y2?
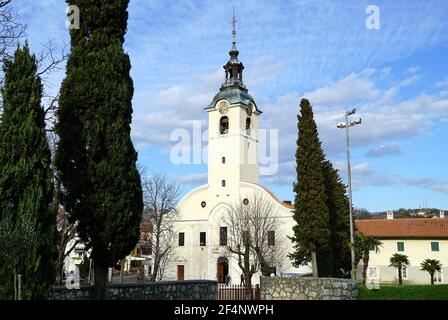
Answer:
435;271;443;284
200;232;206;246
246;118;251;135
243;198;249;205
397;241;405;252
367;266;379;279
397;266;408;280
222;157;226;164
220;227;227;246
268;231;275;246
222;180;226;187
201;201;206;208
431;241;440;252
178;232;185;246
220;116;229;134
141;246;152;256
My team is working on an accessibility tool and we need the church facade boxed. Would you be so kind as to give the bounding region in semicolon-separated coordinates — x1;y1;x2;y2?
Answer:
165;22;311;284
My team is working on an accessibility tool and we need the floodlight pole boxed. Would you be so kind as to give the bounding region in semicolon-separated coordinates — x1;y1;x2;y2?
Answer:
337;108;361;281
345;111;356;281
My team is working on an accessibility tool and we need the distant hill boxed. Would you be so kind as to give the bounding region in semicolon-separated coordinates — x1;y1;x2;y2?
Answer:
354;207;445;220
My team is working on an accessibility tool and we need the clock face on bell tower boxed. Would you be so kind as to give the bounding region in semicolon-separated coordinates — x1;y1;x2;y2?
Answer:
218;100;229;115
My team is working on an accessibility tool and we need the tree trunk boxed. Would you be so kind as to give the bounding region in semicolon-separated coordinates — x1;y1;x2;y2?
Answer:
13;268;17;301
362;252;369;286
120;260;124;284
151;234;160;281
151;255;159;282
17;274;22;300
94;262;108;300
398;264;402;285
311;250;318;277
430;273;434;285
245;272;252;300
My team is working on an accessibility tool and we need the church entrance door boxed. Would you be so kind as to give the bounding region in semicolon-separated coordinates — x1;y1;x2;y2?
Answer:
217;257;229;283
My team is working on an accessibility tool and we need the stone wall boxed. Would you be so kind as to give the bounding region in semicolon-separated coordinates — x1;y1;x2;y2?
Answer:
50;280;217;300
260;277;358;300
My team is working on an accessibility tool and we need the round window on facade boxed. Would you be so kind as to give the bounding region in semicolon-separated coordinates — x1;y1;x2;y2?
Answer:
201;201;206;208
243;198;249;205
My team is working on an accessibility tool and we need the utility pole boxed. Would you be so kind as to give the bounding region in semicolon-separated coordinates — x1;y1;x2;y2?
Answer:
337;108;361;281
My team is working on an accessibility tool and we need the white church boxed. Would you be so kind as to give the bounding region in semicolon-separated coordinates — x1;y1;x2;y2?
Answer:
165;18;311;284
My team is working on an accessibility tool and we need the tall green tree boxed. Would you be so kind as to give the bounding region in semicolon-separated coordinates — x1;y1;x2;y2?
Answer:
0;44;56;299
322;160;351;277
389;253;410;285
420;259;442;285
55;0;143;299
289;98;332;277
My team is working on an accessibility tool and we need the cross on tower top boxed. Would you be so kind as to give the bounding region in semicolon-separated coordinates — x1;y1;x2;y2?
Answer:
231;7;238;43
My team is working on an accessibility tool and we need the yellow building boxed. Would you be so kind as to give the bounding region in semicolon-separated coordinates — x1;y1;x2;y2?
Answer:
356;213;448;284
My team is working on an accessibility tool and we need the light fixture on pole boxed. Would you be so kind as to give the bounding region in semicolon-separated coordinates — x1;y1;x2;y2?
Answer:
337;108;362;281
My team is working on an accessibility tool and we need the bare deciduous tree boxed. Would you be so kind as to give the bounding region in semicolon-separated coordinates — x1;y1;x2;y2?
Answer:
142;173;180;281
1;1;68;122
0;0;26;60
222;192;286;298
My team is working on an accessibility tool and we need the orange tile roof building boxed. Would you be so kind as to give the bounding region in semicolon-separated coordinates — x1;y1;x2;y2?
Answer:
356;218;448;239
354;215;448;285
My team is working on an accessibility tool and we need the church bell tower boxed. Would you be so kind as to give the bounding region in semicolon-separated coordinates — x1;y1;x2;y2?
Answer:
204;12;262;196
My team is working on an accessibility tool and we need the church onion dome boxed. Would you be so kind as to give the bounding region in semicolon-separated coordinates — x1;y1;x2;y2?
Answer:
205;87;260;111
204;11;262;114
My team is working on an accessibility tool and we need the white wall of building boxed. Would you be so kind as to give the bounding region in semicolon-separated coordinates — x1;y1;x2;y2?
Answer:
357;239;448;284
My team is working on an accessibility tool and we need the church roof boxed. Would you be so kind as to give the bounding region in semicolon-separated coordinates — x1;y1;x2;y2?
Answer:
257;184;294;210
205;86;256;110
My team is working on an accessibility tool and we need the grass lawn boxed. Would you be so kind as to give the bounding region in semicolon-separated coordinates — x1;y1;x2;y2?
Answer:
358;284;448;300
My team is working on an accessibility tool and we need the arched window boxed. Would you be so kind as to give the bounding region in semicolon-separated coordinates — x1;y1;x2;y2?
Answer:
220;116;229;134
246;117;251;135
222;180;226;187
222;157;226;164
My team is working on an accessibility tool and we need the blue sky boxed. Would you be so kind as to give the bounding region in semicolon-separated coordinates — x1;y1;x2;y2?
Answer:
11;0;448;212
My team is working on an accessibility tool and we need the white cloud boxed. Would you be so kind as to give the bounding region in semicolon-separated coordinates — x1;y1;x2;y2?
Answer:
336;162;399;189
399;74;421;86
436;80;448;88
301;71;381;108
365;144;402;158
177;173;208;185
256;68;448;189
404;177;448;194
407;66;420;74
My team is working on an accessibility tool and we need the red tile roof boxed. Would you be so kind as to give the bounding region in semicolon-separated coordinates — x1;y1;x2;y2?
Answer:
355;218;448;239
257;184;294;210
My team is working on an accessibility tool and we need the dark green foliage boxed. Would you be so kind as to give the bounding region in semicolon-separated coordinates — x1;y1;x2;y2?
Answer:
78;255;91;282
0;44;56;299
289;99;331;275
315;245;334;277
420;259;442;285
390;253;410;285
55;0;142;298
322;160;351;276
354;232;382;285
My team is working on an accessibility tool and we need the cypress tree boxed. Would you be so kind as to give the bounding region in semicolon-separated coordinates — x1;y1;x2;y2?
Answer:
322;160;351;277
55;0;143;299
0;44;56;299
289;99;332;276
